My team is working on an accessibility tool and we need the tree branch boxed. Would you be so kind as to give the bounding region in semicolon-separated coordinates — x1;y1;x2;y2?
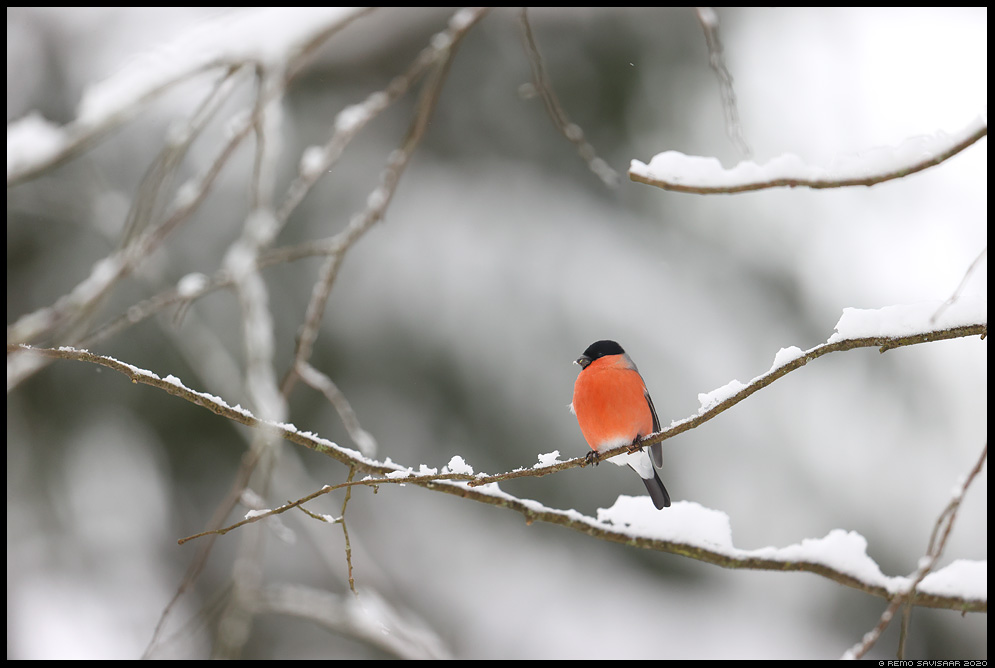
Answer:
518;8;620;187
695;7;751;158
629;116;987;194
10;316;986;614
844;442;988;658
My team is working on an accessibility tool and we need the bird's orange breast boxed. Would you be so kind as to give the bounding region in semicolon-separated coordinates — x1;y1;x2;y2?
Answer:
572;356;653;450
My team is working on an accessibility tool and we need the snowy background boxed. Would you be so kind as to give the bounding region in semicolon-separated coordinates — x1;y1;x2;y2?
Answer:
6;7;987;659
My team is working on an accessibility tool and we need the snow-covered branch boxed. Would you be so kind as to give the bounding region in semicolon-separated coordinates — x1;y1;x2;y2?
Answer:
629;114;987;194
494;299;987;470
10;295;986;614
6;8;372;186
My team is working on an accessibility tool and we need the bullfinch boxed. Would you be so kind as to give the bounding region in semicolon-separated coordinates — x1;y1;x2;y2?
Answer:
570;340;671;509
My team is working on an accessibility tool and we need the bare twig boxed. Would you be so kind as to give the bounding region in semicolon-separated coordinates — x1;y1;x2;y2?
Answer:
931;247;988;325
276;8;490;235
844;442;988;659
250;585;451;659
340;467;359;595
142;446;263;658
298;362;378;456
695;7;751;158
6;97;255;351
118;65;244;251
66;10;491;358
6;10;374;376
176;471;474;545
283;8;487;396
518;8;620;187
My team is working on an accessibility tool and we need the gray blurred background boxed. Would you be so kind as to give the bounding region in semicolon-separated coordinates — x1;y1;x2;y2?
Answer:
6;7;987;659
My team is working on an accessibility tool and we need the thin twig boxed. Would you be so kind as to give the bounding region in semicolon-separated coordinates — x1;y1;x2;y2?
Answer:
176;471;481;545
276;8;490;235
695;7;751;158
844;442;988;659
518;8;620;187
5;98;254;353
283;8;486;396
142;446;262;658
931;247;988;325
341;467;358;596
298;362;378;456
250;585;451;659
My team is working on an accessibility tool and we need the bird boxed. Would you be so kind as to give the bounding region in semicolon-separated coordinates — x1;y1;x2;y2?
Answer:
570;340;671;509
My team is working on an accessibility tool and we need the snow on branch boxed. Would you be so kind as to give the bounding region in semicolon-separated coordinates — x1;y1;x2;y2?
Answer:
9;293;986;613
6;8;490;398
554;297;987;464
629;114;987;194
192;473;988;614
6;8;373;185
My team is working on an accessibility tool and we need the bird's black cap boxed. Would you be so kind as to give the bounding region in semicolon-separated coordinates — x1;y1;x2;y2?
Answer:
580;340;625;361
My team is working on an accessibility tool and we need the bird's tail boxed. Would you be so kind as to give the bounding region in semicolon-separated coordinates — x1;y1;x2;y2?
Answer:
642;469;671;510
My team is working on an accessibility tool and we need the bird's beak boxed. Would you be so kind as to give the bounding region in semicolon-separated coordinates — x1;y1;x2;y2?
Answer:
574;355;591;369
